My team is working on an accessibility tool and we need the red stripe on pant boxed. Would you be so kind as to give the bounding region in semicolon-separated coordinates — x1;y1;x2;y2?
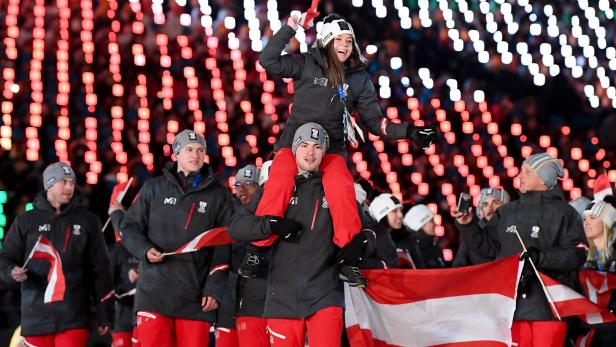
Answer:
254;148;360;247
237;316;269;347
215;327;239;347
511;320;567;347
23;328;89;347
266;306;343;347
135;311;211;347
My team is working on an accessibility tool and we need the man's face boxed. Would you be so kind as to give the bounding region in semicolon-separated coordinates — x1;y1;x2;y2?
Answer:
295;141;324;172
480;197;503;221
422;220;436;236
234;180;258;205
176;143;206;174
518;163;547;193
47;178;76;206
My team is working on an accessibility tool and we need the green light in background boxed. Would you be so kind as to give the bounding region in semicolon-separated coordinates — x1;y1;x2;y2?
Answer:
0;191;6;204
25;203;33;212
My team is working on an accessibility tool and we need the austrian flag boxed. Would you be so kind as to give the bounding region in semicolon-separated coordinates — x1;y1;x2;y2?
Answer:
163;227;233;256
345;255;523;347
26;235;66;303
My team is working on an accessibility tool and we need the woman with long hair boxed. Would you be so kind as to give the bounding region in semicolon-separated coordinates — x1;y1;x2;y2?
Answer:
582;195;616;346
239;12;437;285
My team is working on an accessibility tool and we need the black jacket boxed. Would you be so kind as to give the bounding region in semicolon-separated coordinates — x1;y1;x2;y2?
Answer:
229;173;344;319
260;25;409;156
216;199;267;328
456;188;587;320
390;229;446;269
109;243;138;332
0;192;114;336
121;163;234;322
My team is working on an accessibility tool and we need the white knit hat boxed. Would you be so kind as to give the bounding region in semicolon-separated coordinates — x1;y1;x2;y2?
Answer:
584;201;616;228
317;19;355;47
369;193;403;222
258;160;273;186
403;204;434;231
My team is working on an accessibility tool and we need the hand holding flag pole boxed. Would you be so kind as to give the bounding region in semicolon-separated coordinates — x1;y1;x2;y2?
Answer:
101;177;134;232
513;229;562;321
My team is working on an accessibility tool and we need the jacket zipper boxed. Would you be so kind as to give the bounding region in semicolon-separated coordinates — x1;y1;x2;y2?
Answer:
184;202;196;230
63;227;71;252
310;199;319;231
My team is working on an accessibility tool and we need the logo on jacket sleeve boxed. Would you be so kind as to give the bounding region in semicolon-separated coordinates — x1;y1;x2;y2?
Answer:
163;197;177;205
505;225;518;234
73;224;81;235
38;224;51;232
313;77;328;87
530;226;540;239
198;201;207;213
289;197;298;205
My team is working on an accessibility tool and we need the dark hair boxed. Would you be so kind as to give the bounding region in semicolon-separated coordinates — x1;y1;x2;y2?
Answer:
319;14;365;88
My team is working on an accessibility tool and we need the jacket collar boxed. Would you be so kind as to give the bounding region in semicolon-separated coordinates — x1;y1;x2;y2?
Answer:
519;187;565;204
163;162;218;194
33;189;85;216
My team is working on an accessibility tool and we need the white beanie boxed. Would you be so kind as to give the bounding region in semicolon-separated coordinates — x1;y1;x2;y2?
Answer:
584;201;616;228
317;19;355;47
369;193;403;222
403;204;435;231
258;160;273;186
354;183;367;205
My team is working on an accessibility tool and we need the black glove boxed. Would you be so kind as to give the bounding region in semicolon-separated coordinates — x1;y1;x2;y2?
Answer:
268;217;303;241
519;247;541;266
407;124;437;149
336;229;377;266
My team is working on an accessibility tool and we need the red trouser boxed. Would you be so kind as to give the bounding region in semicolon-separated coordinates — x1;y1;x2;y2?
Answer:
266;306;343;347
236;316;269;347
135;311;211;347
254;148;360;248
215;327;238;347
23;328;89;347
112;329;138;347
511;320;567;347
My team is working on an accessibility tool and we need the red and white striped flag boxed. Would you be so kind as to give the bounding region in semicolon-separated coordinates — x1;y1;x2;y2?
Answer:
163;227;233;256
540;272;616;324
345;255;523;347
575;270;616;347
25;235;66;303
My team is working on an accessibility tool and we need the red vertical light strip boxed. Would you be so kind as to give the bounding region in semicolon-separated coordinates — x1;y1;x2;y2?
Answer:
55;0;71;163
0;0;20;150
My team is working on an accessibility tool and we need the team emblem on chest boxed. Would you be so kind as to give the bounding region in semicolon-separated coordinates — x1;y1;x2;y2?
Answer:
530;226;540;239
73;224;81;235
198;201;207;214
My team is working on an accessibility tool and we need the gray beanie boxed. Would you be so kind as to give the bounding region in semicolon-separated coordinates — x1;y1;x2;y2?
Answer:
292;122;329;155
172;129;206;155
523;153;565;189
235;165;259;185
43;162;76;191
479;187;511;207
